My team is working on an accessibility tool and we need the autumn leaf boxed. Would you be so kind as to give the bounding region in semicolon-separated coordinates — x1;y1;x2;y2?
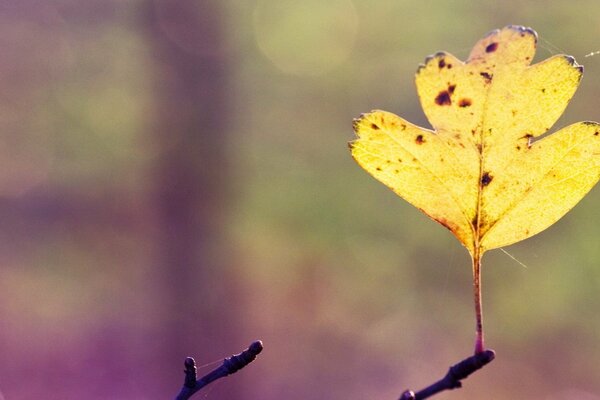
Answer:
350;25;600;354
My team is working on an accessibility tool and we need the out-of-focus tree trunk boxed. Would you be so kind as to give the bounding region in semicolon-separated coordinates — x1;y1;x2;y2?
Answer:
143;1;243;397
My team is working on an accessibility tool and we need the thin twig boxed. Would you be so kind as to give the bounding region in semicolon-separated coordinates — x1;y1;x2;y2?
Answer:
399;349;495;400
174;340;264;400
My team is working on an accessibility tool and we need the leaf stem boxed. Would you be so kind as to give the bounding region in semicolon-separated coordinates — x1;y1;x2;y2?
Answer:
472;250;484;354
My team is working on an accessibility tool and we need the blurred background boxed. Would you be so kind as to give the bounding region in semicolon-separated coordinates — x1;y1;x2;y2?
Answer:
0;1;599;399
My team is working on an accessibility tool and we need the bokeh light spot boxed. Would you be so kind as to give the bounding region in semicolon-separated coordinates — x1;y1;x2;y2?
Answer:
253;0;358;76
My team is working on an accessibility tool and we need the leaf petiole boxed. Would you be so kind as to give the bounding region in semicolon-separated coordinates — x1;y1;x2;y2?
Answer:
472;250;484;354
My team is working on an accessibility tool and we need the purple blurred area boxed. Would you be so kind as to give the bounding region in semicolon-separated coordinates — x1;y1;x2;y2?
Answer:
0;1;600;399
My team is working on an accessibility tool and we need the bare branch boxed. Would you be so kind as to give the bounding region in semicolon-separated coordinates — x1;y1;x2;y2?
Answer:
399;349;495;400
174;340;264;400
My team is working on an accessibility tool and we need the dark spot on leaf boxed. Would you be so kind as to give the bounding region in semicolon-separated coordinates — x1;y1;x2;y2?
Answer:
415;134;424;144
476;143;482;152
472;216;478;228
435;90;452;106
565;56;576;66
541;88;546;93
511;110;517;117
448;84;456;94
397;158;402;163
480;72;493;83
447;64;453;69
516;145;521;150
481;172;493;186
394;169;399;174
595;131;599;136
376;167;382;171
459;98;472;107
485;42;498;53
438;59;446;68
523;133;534;148
371;123;379;130
386;160;391;163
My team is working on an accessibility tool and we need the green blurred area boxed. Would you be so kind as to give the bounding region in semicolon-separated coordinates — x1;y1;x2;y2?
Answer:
1;1;600;399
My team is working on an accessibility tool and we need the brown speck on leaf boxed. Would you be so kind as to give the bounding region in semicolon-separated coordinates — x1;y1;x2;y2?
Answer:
459;98;472;107
480;72;493;83
516;145;521;150
371;123;379;130
394;169;399;174
435;90;452;106
397;158;403;163
438;59;446;68
476;143;482;152
376;167;382;171
485;42;498;53
523;133;534;147
448;84;456;94
511;110;517;117
447;64;453;69
401;124;406;130
595;131;599;136
416;134;424;144
481;172;493;186
541;88;546;93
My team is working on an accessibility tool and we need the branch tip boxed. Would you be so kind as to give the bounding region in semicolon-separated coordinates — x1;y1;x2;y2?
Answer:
175;340;264;400
248;340;264;355
183;357;197;388
223;340;264;374
184;357;196;369
399;349;496;400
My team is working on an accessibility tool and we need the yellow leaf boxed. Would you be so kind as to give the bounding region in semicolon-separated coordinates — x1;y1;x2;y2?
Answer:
350;25;600;353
